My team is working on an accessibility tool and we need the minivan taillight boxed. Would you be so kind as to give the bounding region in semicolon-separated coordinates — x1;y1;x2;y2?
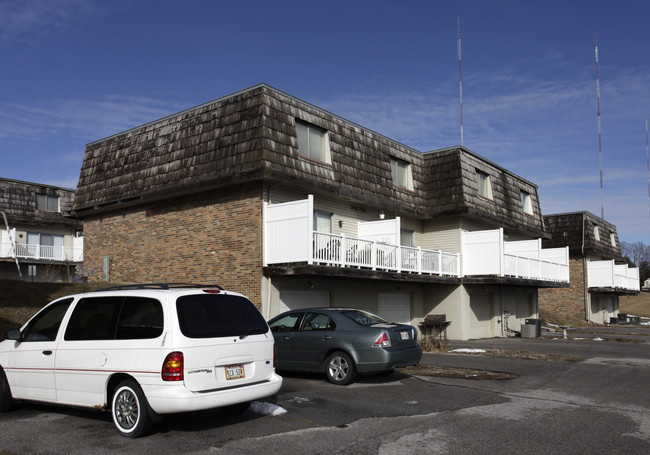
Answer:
273;343;277;368
162;351;184;381
373;331;391;347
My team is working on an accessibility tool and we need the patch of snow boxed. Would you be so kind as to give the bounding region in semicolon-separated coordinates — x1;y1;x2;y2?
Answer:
288;396;312;404
249;401;287;416
404;400;418;405
593;337;604;341
451;348;486;353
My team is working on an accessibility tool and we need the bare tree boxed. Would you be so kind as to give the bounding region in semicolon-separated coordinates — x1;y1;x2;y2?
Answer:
620;241;650;267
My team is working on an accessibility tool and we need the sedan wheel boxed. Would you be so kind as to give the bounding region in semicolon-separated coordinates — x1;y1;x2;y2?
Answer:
325;351;356;385
112;379;153;438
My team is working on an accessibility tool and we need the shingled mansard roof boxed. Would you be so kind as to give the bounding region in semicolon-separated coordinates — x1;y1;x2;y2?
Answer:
1;177;80;229
543;211;622;259
74;83;545;236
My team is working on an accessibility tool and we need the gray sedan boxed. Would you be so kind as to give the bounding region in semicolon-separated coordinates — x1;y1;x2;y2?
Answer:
268;308;422;385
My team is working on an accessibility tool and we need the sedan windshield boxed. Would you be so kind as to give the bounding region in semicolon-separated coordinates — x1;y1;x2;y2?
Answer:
341;309;393;326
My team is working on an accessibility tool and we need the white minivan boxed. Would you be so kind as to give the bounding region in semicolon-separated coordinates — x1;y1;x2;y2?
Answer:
0;284;282;437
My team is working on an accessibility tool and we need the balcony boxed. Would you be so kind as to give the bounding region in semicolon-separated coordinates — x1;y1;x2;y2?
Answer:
588;260;640;292
264;196;460;277
462;228;569;282
264;196;569;283
1;241;83;262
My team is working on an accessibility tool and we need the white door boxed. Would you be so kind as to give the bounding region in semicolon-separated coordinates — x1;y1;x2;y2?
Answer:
278;290;330;313
7;298;73;402
378;293;410;324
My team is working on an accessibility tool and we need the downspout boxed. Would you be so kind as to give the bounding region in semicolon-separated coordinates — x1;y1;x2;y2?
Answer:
582;213;595;324
1;211;23;280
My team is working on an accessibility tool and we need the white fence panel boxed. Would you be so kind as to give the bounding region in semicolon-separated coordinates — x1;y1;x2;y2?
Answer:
264;196;313;265
504;239;541;259
358;217;400;245
462;229;503;276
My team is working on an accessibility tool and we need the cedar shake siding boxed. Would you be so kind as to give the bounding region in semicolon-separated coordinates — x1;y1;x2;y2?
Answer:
542;212;621;259
74;84;545;238
1;178;79;230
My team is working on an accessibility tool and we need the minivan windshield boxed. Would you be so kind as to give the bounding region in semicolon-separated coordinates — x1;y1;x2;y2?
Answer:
176;293;268;338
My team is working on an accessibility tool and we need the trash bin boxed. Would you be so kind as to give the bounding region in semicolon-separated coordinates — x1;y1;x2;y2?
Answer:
618;313;627;323
524;318;542;338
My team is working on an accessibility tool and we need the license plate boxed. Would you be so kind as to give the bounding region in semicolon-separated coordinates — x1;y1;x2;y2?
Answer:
400;331;410;340
225;364;245;380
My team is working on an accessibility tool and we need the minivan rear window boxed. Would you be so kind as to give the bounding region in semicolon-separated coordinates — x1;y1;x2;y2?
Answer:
176;294;268;338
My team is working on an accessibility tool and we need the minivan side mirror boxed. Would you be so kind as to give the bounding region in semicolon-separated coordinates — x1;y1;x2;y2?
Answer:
6;329;21;341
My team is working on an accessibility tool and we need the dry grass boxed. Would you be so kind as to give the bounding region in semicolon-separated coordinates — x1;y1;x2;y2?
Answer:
620;291;650;317
449;348;584;362
0;280;107;338
402;365;518;380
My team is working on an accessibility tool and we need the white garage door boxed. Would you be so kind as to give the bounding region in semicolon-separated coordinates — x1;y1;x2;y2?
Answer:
378;293;411;324
278;290;330;313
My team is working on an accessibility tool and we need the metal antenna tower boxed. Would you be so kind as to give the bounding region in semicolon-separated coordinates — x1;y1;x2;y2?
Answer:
458;16;464;146
595;30;605;219
646;112;649;223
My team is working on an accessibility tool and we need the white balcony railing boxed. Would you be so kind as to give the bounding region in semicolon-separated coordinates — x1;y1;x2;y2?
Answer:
264;197;568;283
587;260;640;291
312;231;460;276
0;242;83;262
462;228;569;282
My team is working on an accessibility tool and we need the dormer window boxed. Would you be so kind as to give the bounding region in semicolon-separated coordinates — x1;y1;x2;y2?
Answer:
36;194;60;212
610;233;616;247
390;157;413;190
477;170;493;199
521;191;533;214
594;226;600;241
296;119;331;164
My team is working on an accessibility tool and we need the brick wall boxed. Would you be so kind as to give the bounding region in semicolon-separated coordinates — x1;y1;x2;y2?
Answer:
82;183;265;307
538;256;586;320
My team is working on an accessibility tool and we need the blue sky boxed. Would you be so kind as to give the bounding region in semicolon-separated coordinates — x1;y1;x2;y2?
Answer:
1;0;649;245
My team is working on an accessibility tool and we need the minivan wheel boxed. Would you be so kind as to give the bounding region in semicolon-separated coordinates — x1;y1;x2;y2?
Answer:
112;379;153;438
324;351;356;385
0;368;14;412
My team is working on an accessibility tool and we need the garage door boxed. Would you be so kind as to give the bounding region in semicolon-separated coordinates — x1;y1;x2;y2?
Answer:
278;290;330;313
378;293;410;324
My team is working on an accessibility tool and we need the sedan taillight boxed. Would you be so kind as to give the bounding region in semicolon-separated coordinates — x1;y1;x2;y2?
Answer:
373;330;391;347
162;351;184;381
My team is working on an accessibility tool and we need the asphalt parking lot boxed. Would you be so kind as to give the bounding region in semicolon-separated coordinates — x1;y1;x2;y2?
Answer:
0;325;648;455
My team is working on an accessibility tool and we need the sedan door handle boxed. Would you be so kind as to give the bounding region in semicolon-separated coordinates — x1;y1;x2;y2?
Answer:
42;350;53;356
280;336;291;341
321;336;332;341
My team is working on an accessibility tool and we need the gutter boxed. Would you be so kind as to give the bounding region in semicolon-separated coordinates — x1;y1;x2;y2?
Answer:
1;211;23;280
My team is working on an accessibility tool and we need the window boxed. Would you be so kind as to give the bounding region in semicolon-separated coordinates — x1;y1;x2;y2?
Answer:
269;313;301;332
477;170;493;199
521;191;533;214
295;119;331;163
610;233;616;247
314;210;332;233
36;194;60;212
390;157;413;190
594;226;600;241
27;232;65;260
65;296;164;341
300;313;336;331
400;229;414;247
176;294;268;339
21;298;73;342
